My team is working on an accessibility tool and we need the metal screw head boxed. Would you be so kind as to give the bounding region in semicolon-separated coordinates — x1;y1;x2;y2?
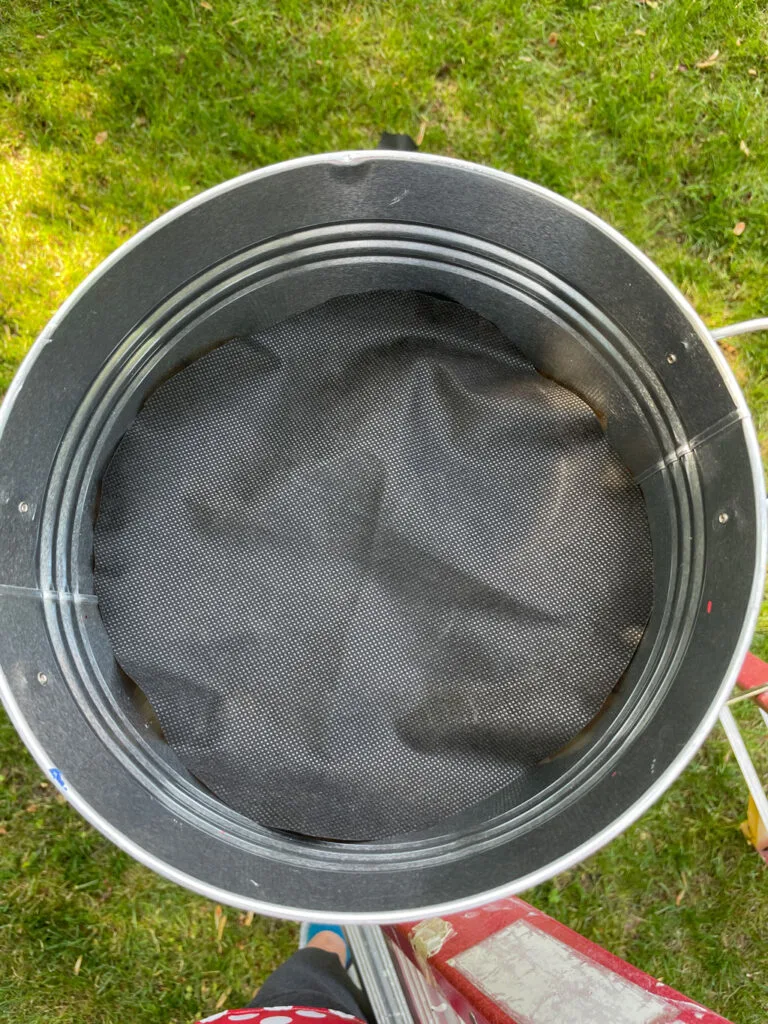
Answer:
718;511;729;524
37;672;48;684
18;501;29;514
666;353;677;364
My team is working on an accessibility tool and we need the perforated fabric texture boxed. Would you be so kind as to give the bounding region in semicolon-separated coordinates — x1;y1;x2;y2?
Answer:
93;290;653;840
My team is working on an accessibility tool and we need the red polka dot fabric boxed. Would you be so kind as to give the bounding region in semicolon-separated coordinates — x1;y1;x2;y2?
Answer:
196;1006;366;1024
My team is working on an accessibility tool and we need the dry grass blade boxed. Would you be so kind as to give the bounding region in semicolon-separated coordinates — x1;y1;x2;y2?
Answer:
675;871;688;906
73;955;82;976
695;50;720;69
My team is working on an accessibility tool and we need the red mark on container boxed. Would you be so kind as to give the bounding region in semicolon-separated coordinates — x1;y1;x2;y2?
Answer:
706;600;712;614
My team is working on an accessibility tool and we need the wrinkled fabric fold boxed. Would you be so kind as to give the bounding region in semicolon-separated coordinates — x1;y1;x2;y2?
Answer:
94;290;653;840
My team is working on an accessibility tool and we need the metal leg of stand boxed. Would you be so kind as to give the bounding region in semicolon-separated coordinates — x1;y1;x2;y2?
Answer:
720;703;768;854
346;925;414;1024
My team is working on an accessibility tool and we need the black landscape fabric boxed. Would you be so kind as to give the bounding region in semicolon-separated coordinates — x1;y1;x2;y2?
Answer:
94;291;653;840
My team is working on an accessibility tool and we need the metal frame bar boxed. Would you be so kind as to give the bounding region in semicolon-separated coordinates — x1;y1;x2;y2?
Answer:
710;317;768;342
719;703;768;838
346;925;415;1024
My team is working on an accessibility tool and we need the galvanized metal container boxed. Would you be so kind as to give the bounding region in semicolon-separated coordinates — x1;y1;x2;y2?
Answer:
0;151;764;921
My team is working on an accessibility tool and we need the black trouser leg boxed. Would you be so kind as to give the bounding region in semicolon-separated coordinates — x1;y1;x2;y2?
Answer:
248;947;371;1021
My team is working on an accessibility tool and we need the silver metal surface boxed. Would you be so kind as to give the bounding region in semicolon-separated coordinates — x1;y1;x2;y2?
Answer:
711;317;768;342
719;704;768;833
0;151;764;922
346;925;414;1024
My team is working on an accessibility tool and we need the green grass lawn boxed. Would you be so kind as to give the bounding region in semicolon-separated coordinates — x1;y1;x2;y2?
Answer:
1;0;768;1021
